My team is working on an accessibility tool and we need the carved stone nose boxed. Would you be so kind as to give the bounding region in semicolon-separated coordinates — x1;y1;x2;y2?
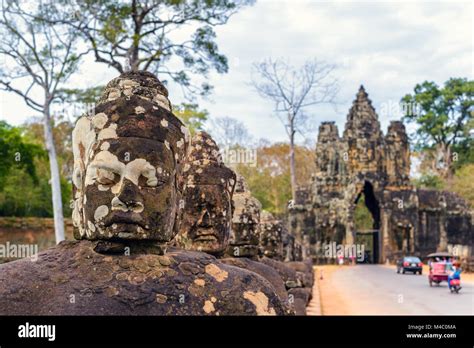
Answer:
198;210;211;226
111;196;144;213
111;196;128;212
111;179;144;213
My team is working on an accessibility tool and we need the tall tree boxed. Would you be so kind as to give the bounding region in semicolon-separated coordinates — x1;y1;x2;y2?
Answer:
251;58;338;200
0;0;86;242
402;78;474;181
236;142;316;217
51;0;253;98
173;103;208;135
207;116;252;147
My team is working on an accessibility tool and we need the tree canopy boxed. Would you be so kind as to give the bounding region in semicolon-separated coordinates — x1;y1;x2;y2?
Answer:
402;78;473;179
47;0;254;98
0;121;44;190
173;103;208;135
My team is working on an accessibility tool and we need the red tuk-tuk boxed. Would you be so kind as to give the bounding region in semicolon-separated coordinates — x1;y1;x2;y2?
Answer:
427;252;453;287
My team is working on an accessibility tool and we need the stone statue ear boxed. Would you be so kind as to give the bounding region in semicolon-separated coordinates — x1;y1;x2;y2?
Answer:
173;198;183;238
229;172;237;196
229;172;237;216
230;199;235;219
72;165;83;191
172;166;185;240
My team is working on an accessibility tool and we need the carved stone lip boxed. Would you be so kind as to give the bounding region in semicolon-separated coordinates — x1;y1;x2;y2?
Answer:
104;212;148;230
193;227;218;241
194;235;218;242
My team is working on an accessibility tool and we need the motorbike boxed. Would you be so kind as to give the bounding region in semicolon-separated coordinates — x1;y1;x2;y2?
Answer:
449;279;462;294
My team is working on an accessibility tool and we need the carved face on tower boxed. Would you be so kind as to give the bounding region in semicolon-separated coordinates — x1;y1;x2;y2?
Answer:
71;71;190;243
226;174;262;258
259;211;284;260
282;229;295;262
175;132;236;255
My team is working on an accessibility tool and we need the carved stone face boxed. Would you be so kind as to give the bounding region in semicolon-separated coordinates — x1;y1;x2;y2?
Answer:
71;71;189;243
178;184;232;254
176;131;236;255
231;199;260;246
83;137;177;241
227;176;262;258
259;212;284;260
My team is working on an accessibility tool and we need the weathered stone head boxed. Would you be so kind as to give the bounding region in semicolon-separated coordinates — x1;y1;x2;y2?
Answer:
71;71;190;245
259;211;284;261
175;131;236;255
227;174;262;258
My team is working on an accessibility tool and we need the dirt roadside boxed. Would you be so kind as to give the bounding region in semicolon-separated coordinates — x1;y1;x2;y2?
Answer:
314;265;352;315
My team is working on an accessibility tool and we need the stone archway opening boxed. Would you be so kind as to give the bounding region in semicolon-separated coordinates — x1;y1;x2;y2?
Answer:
354;181;381;263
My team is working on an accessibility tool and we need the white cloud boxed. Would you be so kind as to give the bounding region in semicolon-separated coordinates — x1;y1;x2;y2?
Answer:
0;0;471;145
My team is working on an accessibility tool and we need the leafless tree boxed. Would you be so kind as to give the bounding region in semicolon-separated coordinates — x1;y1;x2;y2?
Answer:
207;116;253;147
251;58;338;200
0;0;87;243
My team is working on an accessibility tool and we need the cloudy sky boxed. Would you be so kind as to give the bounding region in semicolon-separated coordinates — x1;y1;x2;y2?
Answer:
0;0;472;145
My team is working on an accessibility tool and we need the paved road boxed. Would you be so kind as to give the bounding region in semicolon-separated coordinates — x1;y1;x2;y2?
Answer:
324;265;473;315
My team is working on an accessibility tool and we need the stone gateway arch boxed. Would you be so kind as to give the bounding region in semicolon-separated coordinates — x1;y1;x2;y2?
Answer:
289;86;473;266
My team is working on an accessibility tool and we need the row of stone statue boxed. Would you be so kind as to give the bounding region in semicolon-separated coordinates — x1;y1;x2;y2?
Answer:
0;71;313;315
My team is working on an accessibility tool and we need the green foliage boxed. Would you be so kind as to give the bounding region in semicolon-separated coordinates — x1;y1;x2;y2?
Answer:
412;174;445;190
354;195;375;231
452;138;474;170
402;78;473;151
402;78;473;181
452;164;474;207
173;103;209;135
56;86;104;106
58;0;254;97
0;121;44;190
0;158;72;217
452;117;474;169
0;119;73;217
235;143;315;217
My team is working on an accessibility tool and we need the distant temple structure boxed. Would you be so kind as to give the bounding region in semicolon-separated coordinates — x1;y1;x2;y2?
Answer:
288;86;473;265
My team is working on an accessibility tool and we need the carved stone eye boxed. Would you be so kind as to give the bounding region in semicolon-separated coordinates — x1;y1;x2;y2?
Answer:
96;169;117;186
73;167;83;190
97;176;116;186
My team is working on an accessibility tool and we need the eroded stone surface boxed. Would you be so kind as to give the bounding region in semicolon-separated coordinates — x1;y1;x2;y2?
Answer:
259;211;284;261
175;132;236;256
0;241;286;315
174;137;292;314
220;257;293;314
71;71;189;243
225;175;262;259
0;71;288;316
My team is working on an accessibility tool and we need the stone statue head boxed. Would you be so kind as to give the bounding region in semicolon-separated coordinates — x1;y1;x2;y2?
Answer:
226;174;262;258
71;71;190;245
259;211;284;260
175;131;236;256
